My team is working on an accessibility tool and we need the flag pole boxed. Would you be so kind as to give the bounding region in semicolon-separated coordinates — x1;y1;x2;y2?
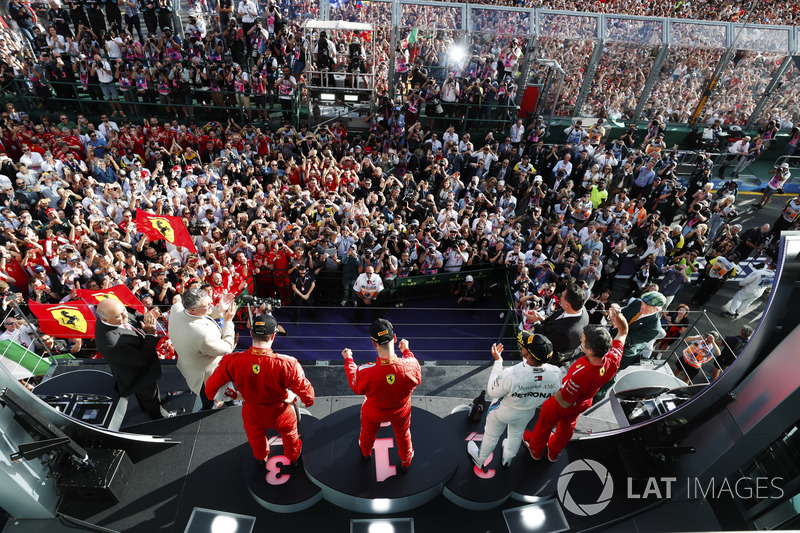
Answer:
12;301;55;362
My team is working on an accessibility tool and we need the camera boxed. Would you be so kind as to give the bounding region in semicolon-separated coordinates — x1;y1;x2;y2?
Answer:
240;294;281;313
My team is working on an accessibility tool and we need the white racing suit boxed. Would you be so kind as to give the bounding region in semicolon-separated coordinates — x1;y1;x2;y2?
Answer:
729;267;774;315
475;359;562;466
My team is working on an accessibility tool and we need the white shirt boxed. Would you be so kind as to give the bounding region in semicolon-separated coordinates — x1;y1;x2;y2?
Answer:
353;272;383;299
96;60;114;84
237;0;258;22
20;151;45;173
0;325;36;349
510;123;524;143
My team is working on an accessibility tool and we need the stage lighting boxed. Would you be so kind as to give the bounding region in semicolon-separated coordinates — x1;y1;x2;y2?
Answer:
371;498;391;512
344;94;359;102
320;93;336;102
448;44;467;64
502;501;569;533
184;508;256;533
351;518;414;533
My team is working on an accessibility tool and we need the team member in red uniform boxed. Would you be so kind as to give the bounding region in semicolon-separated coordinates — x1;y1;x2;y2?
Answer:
205;315;315;466
267;238;295;305
342;319;421;472
523;304;628;462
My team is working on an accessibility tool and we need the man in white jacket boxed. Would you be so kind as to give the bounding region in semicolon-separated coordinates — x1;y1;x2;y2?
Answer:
467;331;562;469
722;262;776;319
169;288;237;410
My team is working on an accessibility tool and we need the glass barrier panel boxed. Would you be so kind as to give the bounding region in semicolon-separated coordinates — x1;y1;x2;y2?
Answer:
400;3;463;30
605;16;663;45
753;60;800;131
330;0;391;25
699;51;787;126
583;42;659;120
732;25;790;53
535;13;599;117
640;22;727;123
469;7;530;37
397;4;465;95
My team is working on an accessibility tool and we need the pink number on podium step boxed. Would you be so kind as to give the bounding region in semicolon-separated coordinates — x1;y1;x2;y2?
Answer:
265;455;290;485
373;438;397;482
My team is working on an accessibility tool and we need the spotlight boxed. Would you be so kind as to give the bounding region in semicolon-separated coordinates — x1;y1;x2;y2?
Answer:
320;93;336;102
448;44;467;64
184;508;255;533
502;501;569;533
351;518;414;533
344;94;359;102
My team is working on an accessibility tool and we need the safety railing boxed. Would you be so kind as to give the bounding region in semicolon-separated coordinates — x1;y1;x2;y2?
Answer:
7;76;301;125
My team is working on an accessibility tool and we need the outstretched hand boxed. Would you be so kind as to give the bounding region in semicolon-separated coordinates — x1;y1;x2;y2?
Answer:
491;343;503;361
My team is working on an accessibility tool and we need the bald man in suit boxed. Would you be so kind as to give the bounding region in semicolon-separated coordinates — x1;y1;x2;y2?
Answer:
95;298;178;419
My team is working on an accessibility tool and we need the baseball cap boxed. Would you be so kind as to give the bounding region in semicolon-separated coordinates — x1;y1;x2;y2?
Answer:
781;162;790;169
46;208;57;215
370;318;394;345
465;275;474;282
172;165;182;171
33;265;45;273
517;331;553;364
251;315;277;336
641;291;667;308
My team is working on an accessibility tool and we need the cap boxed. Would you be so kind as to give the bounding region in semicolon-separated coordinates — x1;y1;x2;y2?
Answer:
33;265;45;273
517;331;554;364
465;275;474;282
251;315;277;336
641;291;667;308
370;318;394;345
185;165;193;172
46;208;57;215
781;162;790;169
172;165;182;171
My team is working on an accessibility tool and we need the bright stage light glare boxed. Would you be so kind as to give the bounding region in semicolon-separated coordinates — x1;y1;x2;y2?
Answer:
210;515;239;533
448;44;467;64
367;522;395;533
520;506;546;529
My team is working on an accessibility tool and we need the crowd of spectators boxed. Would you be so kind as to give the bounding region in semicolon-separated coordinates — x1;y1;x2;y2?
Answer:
1;0;797;130
0;0;794;370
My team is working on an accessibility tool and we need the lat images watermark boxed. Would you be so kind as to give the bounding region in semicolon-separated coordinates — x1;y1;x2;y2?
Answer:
556;459;784;517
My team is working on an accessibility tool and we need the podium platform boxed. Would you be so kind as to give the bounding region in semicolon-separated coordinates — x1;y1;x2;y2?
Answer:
441;409;528;510
301;405;459;514
243;416;323;514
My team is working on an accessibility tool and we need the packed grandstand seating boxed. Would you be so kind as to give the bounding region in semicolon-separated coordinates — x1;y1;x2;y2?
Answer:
0;0;796;375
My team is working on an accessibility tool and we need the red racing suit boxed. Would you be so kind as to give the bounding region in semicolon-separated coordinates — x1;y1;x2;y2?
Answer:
524;340;623;457
206;346;315;462
345;350;421;467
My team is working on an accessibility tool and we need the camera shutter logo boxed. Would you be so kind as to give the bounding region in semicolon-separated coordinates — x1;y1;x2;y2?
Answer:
557;459;614;516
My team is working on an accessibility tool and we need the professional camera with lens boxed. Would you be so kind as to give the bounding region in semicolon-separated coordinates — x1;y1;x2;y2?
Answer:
240;294;281;313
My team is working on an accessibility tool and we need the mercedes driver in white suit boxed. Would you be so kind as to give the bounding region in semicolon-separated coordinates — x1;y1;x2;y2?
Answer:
169;287;237;410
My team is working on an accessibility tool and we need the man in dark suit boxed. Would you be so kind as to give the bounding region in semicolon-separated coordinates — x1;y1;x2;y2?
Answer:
95;298;177;419
523;283;589;364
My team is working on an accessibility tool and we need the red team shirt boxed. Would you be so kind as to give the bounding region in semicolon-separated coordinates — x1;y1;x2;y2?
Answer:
560;339;624;410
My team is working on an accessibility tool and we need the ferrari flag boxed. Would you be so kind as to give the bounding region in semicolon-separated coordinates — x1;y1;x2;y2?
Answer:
77;284;146;314
135;211;197;252
29;300;96;338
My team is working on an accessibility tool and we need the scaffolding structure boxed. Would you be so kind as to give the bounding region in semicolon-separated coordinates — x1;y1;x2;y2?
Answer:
302;20;377;128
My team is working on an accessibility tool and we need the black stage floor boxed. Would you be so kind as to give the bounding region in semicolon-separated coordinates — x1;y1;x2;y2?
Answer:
41;404;721;533
57;406;515;533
